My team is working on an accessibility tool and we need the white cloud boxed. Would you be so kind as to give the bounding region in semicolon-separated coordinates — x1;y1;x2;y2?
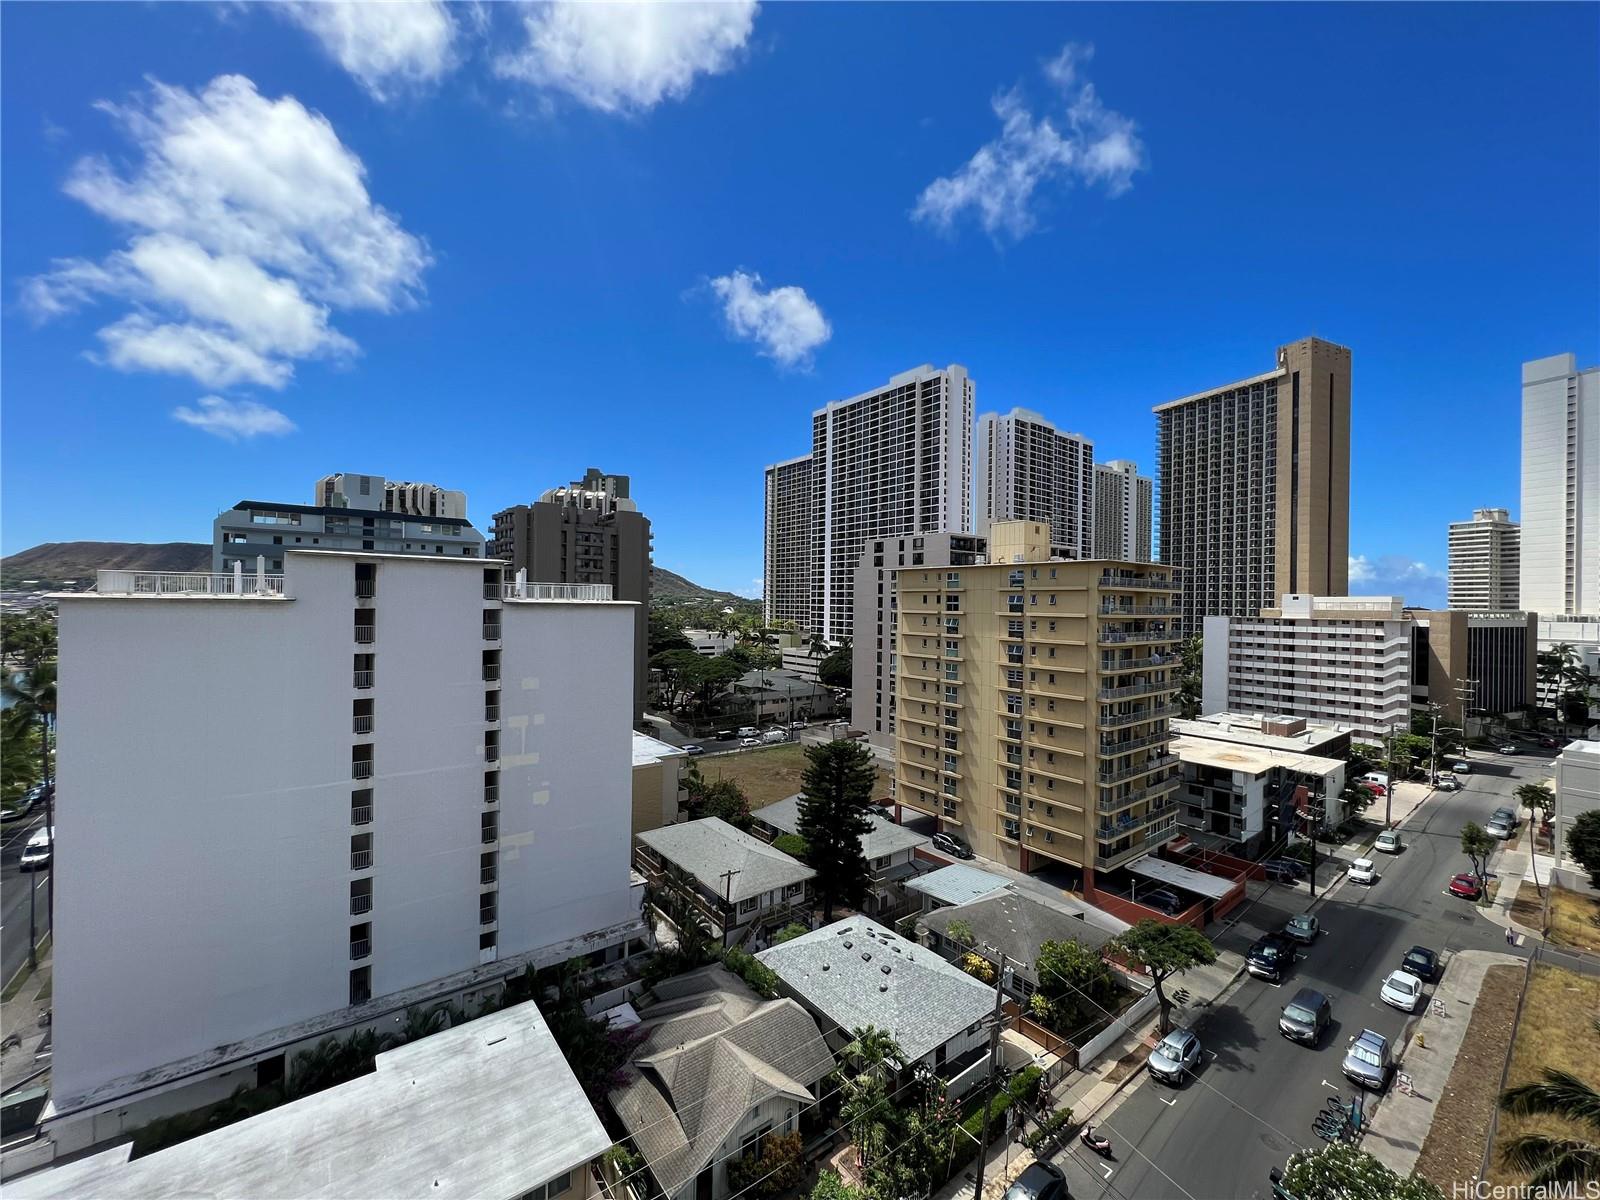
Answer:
494;1;757;114
913;41;1146;241
172;395;297;440
21;74;430;391
1348;554;1447;607
281;1;458;101
709;270;831;368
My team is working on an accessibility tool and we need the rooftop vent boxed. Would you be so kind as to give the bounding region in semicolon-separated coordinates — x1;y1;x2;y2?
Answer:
880;965;891;975
862;952;872;961
843;940;853;949
879;983;889;992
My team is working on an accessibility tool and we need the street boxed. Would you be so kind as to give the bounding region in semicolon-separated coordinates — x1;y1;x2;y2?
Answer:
1;809;51;989
1049;750;1543;1200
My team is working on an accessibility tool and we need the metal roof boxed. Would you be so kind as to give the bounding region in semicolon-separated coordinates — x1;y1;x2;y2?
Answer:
636;818;815;903
1126;855;1236;900
904;863;1011;908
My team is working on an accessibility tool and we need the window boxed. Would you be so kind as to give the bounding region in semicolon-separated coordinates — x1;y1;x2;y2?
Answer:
521;1173;573;1200
739;896;760;914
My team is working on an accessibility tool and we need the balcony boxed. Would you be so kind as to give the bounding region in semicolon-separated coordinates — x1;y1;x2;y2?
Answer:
481;828;498;845
94;569;289;598
1099;604;1180;617
1095;828;1176;871
353;715;373;734
1100;654;1174;672
499;582;614;602
485;704;500;722
1096;679;1175;702
1097;703;1179;729
484;782;499;804
353;671;374;689
1098;774;1180;812
482;622;502;641
351;805;373;826
351;849;373;870
479;906;498;927
1097;630;1174;647
355;579;375;599
350;939;372;961
483;664;501;682
1096;801;1177;841
484;744;500;763
1098;571;1174;590
350;894;372;916
483;581;503;600
353;760;374;780
481;865;497;886
1099;730;1168;755
354;625;375;644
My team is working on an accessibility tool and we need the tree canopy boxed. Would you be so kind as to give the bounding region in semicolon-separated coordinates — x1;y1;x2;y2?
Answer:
1460;822;1496;885
817;641;852;689
1569;810;1600;888
1033;938;1121;1038
1280;1144;1445;1199
797;739;876;921
1111;920;1217;1033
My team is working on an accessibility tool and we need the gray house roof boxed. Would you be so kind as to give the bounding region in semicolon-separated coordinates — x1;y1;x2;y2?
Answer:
756;918;997;1062
904;863;1011;908
8;1001;608;1200
610;966;834;1197
754;794;927;861
918;888;1127;978
637;817;815;904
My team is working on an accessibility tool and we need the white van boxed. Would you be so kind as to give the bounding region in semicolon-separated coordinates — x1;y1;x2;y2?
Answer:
760;729;788;744
19;827;54;871
1361;772;1390;789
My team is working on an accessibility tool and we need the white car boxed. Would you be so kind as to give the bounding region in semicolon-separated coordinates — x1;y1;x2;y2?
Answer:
1348;858;1378;885
1374;830;1404;854
740;737;761;748
1380;969;1424;1013
1485;818;1515;840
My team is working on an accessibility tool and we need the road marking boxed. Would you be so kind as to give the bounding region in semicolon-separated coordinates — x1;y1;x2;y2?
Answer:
35;878;48;892
1102;1165;1113;1180
1159;1095;1176;1106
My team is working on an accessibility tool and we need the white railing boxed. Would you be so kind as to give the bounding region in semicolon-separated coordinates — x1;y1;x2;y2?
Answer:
96;570;288;597
499;582;614;602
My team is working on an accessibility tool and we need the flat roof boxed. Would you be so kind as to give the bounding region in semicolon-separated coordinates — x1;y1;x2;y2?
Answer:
904;863;1011;907
1127;856;1236;901
632;731;688;768
1174;714;1348;754
10;1001;610;1200
223;499;476;528
1153;367;1285;413
1172;734;1344;779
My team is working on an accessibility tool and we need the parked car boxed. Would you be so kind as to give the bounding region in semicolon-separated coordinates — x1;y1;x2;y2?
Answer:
1498;744;1519;755
1485;817;1515;840
1491;807;1520;828
1448;872;1483;899
1342;1029;1393;1090
1539;736;1562;749
789;720;808;730
1360;772;1391;789
1401;945;1440;983
1278;987;1333;1045
1374;830;1404;854
931;832;973;860
1247;933;1298;982
1262;859;1303;883
715;730;734;741
18;827;53;871
1432;775;1462;792
681;744;704;756
760;729;788;744
1452;761;1471;774
1146;1027;1202;1084
1348;858;1378;885
1141;888;1187;916
1283;913;1319;945
1003;1162;1068;1200
1380;969;1425;1013
740;737;761;748
1358;780;1387;797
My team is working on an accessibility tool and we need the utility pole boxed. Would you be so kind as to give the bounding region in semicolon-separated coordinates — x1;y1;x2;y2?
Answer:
1384;724;1397;830
719;868;741;947
971;948;1009;1200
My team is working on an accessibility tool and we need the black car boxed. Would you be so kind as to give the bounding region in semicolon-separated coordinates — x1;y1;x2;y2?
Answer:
1278;987;1332;1045
931;832;974;860
1401;945;1439;983
1262;859;1305;883
1141;887;1187;916
1003;1162;1069;1200
1247;933;1297;982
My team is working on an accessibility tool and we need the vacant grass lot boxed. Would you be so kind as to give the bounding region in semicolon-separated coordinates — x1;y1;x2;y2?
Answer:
1509;880;1600;951
1487;962;1600;1186
694;743;895;810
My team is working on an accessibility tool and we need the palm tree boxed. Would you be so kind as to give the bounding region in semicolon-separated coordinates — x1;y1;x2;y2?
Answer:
1499;1068;1600;1186
839;1071;891;1173
1515;781;1556;893
4;662;56;923
840;1024;906;1081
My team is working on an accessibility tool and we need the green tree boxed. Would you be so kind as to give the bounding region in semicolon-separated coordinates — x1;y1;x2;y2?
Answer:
797;740;876;921
945;919;976;947
1175;634;1202;719
647;612;692;657
959;952;995;983
1279;1143;1445;1199
1461;822;1496;890
1516;781;1556;891
1498;1068;1600;1187
1111;920;1218;1034
4;662;56;921
692;655;746;715
683;774;753;830
727;1130;804;1199
773;921;809;944
818;640;853;689
1034;938;1120;1037
808;1171;864;1200
649;649;704;710
1569;810;1600;888
840;1025;907;1082
1;716;41;807
1;611;56;668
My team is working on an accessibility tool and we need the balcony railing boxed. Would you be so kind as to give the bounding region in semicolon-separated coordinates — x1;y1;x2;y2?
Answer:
350;894;372;915
351;849;373;870
354;625;375;644
1097;630;1174;647
1095;755;1178;785
353;716;373;734
1099;604;1181;617
485;705;500;722
481;829;497;845
1099;571;1174;589
1098;774;1180;812
483;582;503;600
1096;679;1175;702
1097;703;1178;729
482;622;502;641
353;760;374;780
1095;828;1176;871
479;907;498;926
351;805;372;826
481;866;497;885
484;745;500;763
500;582;614;602
96;569;289;597
353;671;374;689
483;665;501;682
484;783;499;804
1096;801;1177;841
355;579;375;599
350;939;372;961
1099;730;1169;755
1100;654;1173;673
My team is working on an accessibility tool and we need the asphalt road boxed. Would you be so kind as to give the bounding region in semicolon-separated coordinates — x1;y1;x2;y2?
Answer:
1;809;51;987
1050;750;1543;1200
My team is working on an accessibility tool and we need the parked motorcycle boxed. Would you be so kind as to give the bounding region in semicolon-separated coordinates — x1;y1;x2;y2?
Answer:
1080;1125;1113;1157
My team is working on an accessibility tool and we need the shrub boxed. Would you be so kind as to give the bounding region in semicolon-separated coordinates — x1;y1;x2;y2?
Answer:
1023;1106;1074;1151
720;946;781;998
774;922;810;944
772;834;811;861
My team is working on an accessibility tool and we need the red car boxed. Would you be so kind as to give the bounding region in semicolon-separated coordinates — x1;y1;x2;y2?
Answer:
1359;780;1387;797
1448;873;1483;900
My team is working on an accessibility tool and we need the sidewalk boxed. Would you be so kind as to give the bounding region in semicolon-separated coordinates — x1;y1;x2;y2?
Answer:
1364;949;1520;1178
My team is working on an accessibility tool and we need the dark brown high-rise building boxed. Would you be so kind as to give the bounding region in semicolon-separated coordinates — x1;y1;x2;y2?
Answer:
490;468;652;720
1155;337;1351;630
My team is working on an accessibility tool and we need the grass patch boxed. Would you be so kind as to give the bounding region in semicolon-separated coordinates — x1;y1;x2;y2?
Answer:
1488;962;1600;1185
1413;964;1522;1192
695;744;893;810
1545;884;1600;952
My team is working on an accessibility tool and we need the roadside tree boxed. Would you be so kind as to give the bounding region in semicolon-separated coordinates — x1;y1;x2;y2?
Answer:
1460;822;1497;889
1110;920;1217;1034
1569;810;1600;888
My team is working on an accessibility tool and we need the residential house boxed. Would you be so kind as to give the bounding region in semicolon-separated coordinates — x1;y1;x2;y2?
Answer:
635;818;814;948
609;966;834;1200
903;863;1011;914
724;669;836;726
752;794;928;916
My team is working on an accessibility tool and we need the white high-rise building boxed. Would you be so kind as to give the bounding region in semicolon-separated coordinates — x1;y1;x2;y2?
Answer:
1521;352;1600;618
807;365;973;644
48;552;644;1152
975;409;1093;558
1094;459;1154;562
1447;508;1520;610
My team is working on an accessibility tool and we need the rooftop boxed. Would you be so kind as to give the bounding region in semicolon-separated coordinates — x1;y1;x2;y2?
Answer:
753;794;927;860
904;863;1011;908
918;887;1125;969
1172;713;1348;754
632;731;688;769
734;669;832;697
1172;735;1345;780
10;1001;609;1200
756;918;996;1062
636;818;814;904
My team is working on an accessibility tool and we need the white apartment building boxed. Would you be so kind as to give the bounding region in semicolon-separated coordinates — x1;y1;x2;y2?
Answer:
1202;595;1412;739
804;365;974;644
1552;740;1600;872
1521;352;1600;619
975;408;1094;558
48;552;644;1153
1094;459;1154;562
762;454;813;630
1448;508;1520;610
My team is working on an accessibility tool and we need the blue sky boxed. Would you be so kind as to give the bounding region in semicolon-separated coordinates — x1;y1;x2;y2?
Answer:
3;3;1597;605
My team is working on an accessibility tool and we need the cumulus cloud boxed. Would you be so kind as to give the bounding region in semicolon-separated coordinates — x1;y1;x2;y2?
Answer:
1348;554;1447;608
172;395;297;440
20;74;430;390
913;41;1146;241
709;270;831;368
281;1;459;100
494;1;757;114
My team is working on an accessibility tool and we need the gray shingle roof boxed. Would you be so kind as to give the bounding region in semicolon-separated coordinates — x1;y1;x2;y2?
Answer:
918;888;1125;976
610;967;833;1196
904;863;1011;907
755;918;997;1063
637;818;815;903
754;794;927;861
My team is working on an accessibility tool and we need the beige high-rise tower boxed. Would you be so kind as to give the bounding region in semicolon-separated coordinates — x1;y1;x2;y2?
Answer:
893;521;1181;887
1155;337;1351;628
1447;508;1520;610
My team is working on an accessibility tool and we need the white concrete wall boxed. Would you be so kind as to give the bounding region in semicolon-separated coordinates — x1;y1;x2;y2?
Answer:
1201;615;1230;715
1554;742;1600;868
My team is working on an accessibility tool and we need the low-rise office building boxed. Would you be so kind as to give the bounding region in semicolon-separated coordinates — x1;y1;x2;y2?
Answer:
634;818;814;947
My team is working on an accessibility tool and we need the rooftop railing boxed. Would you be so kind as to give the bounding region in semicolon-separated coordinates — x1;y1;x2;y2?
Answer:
95;570;288;597
499;582;614;602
